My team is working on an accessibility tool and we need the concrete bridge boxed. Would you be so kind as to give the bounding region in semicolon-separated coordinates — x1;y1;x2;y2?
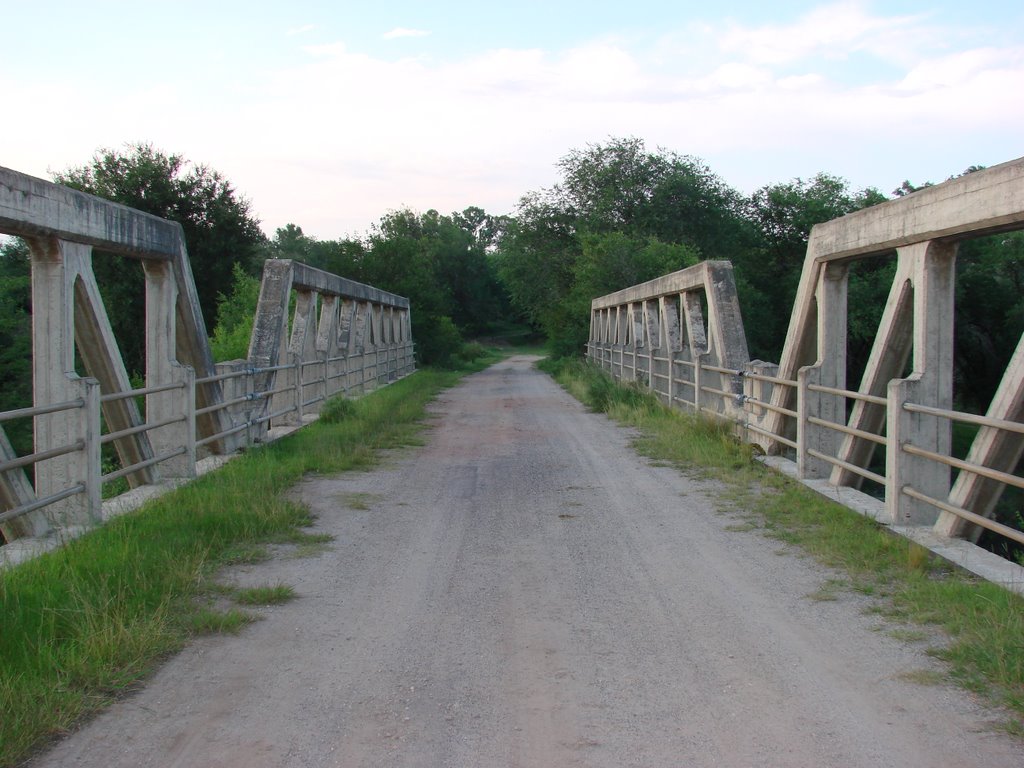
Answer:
0;166;414;558
3;160;1024;581
587;158;1024;593
2;161;1024;765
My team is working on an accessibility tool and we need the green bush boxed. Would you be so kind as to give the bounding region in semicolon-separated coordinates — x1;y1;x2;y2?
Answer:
458;341;487;362
415;315;463;368
319;395;357;423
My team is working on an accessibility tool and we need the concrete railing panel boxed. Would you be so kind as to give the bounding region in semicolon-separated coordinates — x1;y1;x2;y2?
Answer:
0;168;415;552
589;156;1024;563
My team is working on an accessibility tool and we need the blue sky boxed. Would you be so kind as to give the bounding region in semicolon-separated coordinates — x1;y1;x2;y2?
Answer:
2;1;1022;238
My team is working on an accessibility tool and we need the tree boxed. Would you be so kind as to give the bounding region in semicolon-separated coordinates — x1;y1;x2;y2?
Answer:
742;174;886;360
496;137;751;355
0;238;32;456
955;231;1024;411
54;143;265;373
552;137;751;257
360;207;512;365
209;263;262;362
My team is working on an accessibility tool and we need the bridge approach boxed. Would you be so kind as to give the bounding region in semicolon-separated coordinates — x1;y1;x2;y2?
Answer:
27;355;1023;767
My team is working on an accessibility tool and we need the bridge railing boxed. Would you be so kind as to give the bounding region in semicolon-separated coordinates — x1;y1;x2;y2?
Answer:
0;167;414;551
588;157;1024;562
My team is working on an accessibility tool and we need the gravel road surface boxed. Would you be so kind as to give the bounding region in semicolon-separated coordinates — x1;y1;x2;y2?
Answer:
31;356;1021;767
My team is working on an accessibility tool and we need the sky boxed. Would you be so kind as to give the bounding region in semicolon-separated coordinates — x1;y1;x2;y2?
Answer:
2;0;1022;240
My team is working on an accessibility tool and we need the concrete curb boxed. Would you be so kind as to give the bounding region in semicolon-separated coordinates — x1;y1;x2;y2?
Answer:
758;455;1024;597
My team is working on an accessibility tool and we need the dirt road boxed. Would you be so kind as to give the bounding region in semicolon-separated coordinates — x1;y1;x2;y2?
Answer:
32;356;1020;767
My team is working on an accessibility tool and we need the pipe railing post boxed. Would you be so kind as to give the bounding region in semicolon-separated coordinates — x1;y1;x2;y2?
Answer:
82;378;102;523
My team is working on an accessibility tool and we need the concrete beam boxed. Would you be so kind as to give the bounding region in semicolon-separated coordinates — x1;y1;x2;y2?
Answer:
591;261;730;310
0;166;180;259
289;261;409;309
807;156;1024;262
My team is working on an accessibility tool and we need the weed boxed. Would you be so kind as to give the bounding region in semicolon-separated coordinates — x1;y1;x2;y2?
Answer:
724;521;759;533
899;669;947;686
220;544;271;565
806;579;846;602
273;531;333;546
339;492;381;511
907;543;930;573
888;628;931;642
319;396;357;424
185;608;256;635
234;584;296;606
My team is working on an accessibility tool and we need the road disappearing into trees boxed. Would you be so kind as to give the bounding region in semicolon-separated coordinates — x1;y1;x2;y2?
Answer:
31;357;1021;767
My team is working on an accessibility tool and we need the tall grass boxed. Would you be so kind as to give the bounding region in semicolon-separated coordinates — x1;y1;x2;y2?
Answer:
542;357;1024;730
0;366;474;767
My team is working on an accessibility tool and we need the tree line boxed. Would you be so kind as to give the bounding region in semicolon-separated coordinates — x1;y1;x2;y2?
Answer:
3;138;1023;459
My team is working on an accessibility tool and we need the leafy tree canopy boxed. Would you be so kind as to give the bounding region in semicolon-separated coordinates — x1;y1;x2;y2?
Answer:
0;238;32;455
53;143;265;372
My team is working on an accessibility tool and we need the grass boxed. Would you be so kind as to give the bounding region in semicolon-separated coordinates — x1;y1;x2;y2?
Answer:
339;492;382;511
542;356;1024;731
185;607;257;635
233;584;296;606
0;363;484;767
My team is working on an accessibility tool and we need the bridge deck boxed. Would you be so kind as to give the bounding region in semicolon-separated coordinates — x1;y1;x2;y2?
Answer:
30;357;1020;767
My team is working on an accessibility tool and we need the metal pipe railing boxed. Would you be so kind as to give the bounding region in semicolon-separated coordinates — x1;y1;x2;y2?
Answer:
0;440;86;473
100;381;185;403
100;415;185;445
0;398;84;423
1;341;416;542
0;485;85;524
587;337;1024;553
903;486;1024;547
807;383;886;407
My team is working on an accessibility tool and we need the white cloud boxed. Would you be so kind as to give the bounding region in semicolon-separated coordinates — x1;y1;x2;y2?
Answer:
719;1;928;65
287;24;316;36
898;47;1024;91
382;27;431;40
4;4;1021;239
303;42;348;58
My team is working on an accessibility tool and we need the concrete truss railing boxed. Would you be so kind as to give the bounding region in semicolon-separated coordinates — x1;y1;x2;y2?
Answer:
588;157;1024;567
226;258;415;440
0;167;413;550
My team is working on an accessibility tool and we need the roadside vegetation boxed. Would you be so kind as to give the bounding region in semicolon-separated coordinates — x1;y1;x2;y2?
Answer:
540;357;1024;734
0;355;500;767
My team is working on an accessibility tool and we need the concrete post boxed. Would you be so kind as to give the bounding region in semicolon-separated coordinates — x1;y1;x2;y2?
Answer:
291;289;319;419
365;304;379;388
693;354;705;414
644;300;659;392
885;240;956;525
630;303;643;382
352;302;368;393
30;236;101;529
337;299;355;392
615;306;625;379
316;294;337;404
73;249;156;487
683;292;708;413
745;360;778;425
81;378;102;524
798;262;849;478
215;360;254;449
293;352;304;422
831;252;914;488
661;296;682;407
144;259;195;478
797;365;819;479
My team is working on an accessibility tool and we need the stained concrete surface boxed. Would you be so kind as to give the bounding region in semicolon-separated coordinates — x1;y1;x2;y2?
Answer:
29;356;1022;767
